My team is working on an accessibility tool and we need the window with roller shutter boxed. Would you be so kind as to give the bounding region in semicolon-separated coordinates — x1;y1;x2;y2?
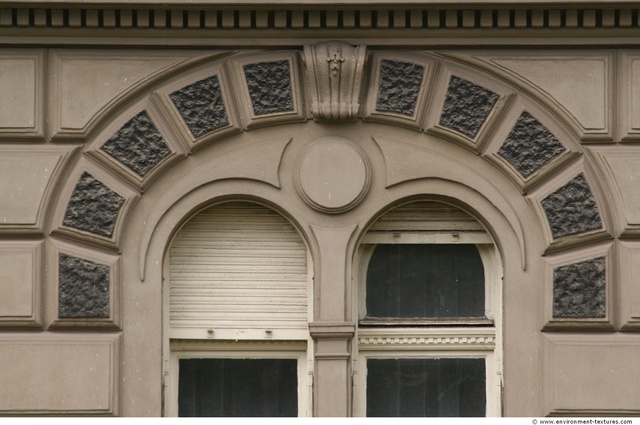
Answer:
165;201;311;417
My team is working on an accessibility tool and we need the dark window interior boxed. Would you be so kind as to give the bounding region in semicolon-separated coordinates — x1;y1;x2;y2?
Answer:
178;358;298;417
366;244;485;319
366;358;486;417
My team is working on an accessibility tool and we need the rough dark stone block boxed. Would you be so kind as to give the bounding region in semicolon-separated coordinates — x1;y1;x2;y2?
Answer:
498;111;566;178
375;59;424;116
58;253;110;318
243;60;294;115
541;173;603;239
63;171;125;238
101;110;172;177
553;256;606;318
170;75;229;138
439;75;500;139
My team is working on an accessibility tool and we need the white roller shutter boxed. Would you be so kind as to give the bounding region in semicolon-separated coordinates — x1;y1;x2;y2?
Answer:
169;201;309;340
362;201;491;244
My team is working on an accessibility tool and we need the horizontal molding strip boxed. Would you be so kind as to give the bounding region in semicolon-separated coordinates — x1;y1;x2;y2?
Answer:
358;327;496;351
0;7;638;31
3;0;640;5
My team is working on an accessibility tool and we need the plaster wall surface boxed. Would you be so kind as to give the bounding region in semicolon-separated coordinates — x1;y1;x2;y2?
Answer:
0;8;639;415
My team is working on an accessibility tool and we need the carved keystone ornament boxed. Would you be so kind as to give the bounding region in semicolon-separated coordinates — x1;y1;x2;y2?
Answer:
304;41;366;120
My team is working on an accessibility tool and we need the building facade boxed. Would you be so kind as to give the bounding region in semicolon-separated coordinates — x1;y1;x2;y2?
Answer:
1;0;640;417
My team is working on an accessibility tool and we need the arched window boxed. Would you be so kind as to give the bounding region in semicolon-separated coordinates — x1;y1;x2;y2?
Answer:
354;201;502;417
164;201;311;417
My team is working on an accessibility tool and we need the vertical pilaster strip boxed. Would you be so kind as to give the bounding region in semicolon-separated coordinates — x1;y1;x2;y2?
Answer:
308;323;356;417
309;224;357;416
309;224;357;321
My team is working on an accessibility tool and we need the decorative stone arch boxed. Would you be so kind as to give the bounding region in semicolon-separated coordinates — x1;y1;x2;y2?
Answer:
44;42;615;416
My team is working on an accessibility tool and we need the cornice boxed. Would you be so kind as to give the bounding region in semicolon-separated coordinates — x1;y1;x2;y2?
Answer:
1;1;639;6
0;4;638;38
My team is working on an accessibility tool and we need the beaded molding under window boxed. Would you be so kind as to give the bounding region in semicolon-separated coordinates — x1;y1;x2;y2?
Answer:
358;329;496;350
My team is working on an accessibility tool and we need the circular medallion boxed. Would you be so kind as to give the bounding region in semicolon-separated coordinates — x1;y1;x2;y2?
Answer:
295;136;371;214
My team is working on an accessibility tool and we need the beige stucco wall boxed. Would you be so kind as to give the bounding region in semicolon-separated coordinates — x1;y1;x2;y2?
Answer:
0;6;640;416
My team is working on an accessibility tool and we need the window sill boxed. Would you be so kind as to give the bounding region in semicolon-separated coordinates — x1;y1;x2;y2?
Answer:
359;317;494;327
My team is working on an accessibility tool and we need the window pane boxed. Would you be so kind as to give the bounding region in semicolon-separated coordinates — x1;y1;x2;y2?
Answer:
366;244;485;318
366;358;486;417
178;358;298;417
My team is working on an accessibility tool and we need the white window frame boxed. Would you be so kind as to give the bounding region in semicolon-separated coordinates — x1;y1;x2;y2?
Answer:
352;203;503;417
354;330;501;417
166;339;311;417
162;201;315;417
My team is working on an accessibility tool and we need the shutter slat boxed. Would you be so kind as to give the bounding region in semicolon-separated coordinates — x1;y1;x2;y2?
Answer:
368;201;485;233
169;202;308;337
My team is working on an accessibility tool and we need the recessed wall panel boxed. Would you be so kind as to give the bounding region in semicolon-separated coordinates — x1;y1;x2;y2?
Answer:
0;335;119;415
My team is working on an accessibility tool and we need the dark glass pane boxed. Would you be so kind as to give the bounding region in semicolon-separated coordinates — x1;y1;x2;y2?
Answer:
178;358;298;417
366;244;485;318
366;358;486;417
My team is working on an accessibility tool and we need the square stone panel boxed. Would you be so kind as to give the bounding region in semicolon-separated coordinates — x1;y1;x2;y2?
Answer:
540;173;603;239
0;51;43;136
58;253;110;319
543;244;613;331
47;238;121;330
545;334;640;415
169;75;230;139
228;51;305;129
553;256;605;319
490;56;609;132
100;110;172;178
0;335;119;415
593;148;640;236
243;60;295;116
0;240;42;326
375;59;425;116
617;52;640;142
439;75;500;139
0;58;34;127
497;111;566;179
48;50;198;139
0;150;65;227
0;251;34;317
364;52;436;130
472;51;614;142
62;171;126;239
150;60;241;152
618;241;640;330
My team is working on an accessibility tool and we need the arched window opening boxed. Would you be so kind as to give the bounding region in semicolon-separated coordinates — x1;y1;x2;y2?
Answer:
165;201;311;417
354;201;502;417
